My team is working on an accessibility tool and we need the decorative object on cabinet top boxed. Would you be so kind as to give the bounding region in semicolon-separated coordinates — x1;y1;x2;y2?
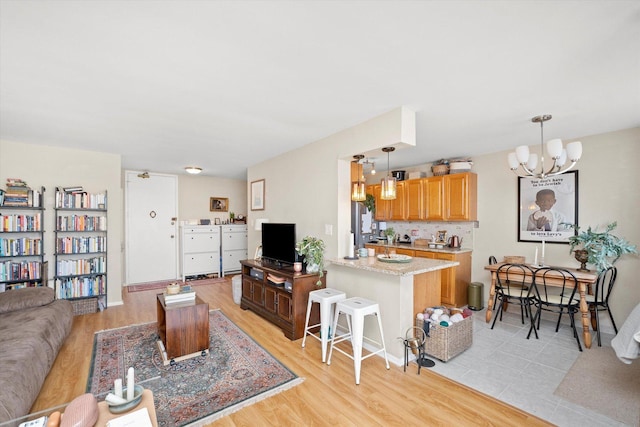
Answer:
566;221;637;272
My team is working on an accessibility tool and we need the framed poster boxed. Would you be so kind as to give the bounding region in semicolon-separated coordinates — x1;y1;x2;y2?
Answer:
210;197;228;212
518;170;578;243
251;179;265;211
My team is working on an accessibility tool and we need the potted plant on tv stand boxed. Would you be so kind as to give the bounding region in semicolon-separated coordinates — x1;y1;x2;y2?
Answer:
566;221;638;272
295;236;326;286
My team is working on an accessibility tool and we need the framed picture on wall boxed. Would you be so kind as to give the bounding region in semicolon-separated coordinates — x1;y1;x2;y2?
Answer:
518;170;578;243
210;197;228;212
251;179;265;211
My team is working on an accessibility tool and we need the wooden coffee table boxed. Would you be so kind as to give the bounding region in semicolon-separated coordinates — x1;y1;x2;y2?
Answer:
156;294;210;365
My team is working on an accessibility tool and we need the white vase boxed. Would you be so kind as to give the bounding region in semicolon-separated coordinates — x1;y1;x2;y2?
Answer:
306;262;319;273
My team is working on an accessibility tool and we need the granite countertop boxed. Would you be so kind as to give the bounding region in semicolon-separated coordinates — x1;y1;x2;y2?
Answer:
364;241;472;254
327;256;459;277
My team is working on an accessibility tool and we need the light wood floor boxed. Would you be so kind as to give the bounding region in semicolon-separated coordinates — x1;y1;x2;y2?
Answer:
33;279;553;426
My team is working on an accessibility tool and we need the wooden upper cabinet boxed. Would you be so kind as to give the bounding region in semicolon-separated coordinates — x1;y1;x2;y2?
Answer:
444;172;477;221
388;181;406;220
351;161;363;182
424;176;445;220
406;179;424;221
370;184;390;221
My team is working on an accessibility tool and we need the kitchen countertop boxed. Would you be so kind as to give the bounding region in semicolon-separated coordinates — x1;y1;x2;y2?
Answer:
327;256;459;277
364;241;472;254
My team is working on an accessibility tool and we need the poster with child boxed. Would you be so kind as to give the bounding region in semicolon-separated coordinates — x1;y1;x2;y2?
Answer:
518;170;578;243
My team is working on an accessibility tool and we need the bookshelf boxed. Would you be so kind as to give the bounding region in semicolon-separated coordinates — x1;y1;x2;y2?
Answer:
0;186;47;291
54;187;107;311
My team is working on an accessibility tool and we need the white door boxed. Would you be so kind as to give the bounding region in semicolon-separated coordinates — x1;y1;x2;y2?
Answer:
125;171;179;284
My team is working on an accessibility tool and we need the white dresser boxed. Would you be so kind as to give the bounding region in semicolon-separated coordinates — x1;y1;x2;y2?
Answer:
180;225;221;281
220;224;248;276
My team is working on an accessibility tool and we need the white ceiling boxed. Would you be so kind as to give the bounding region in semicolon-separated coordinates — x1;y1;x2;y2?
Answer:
1;1;638;180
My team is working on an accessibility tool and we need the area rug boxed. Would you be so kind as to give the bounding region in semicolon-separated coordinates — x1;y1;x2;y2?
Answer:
126;276;230;292
554;345;640;425
87;309;302;426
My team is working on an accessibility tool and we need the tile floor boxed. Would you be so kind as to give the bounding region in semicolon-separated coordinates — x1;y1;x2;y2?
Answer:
423;308;628;427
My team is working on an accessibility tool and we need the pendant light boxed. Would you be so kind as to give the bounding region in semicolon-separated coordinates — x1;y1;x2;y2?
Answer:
351;155;366;201
380;147;396;200
507;115;582;179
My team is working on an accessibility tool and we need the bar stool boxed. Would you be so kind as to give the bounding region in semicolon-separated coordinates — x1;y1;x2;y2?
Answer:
302;288;347;362
326;296;390;384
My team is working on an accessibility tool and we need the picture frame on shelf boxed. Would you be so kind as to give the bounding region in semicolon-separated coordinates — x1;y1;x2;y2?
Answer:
210;197;228;212
214;218;221;225
251;179;265;211
518;170;578;243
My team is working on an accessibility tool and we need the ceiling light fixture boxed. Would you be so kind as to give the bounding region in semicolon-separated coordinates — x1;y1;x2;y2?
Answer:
185;166;202;174
380;147;396;200
362;158;376;175
508;115;582;179
351;155;366;202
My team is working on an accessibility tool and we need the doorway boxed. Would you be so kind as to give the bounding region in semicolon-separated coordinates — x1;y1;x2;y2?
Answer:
125;171;179;285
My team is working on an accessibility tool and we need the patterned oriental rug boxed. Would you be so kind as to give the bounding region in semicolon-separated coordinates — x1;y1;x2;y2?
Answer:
87;310;302;426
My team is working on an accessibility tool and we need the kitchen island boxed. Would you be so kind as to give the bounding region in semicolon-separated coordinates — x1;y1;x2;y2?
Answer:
327;256;459;365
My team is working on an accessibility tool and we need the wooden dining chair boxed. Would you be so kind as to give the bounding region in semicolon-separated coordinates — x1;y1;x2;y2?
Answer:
491;263;538;338
584;266;618;347
528;267;582;351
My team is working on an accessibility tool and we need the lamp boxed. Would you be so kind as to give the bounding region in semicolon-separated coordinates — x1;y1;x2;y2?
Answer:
185;166;202;174
508;115;582;179
362;158;376;175
380;147;396;200
351;155;366;202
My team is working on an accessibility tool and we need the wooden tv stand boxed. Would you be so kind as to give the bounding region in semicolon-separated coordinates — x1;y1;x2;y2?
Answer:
240;259;326;340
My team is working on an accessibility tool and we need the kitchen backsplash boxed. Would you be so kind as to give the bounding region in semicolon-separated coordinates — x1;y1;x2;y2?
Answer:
382;221;476;247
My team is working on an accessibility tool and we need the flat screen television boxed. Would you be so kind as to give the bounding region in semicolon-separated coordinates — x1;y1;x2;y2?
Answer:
261;223;297;267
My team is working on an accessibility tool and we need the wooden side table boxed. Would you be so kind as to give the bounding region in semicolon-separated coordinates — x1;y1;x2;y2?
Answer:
156;294;210;364
95;389;157;426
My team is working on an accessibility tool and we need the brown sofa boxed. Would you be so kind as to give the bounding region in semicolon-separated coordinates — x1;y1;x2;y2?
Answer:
0;287;73;422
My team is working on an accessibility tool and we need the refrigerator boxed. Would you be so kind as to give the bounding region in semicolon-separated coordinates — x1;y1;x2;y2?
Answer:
351;201;376;248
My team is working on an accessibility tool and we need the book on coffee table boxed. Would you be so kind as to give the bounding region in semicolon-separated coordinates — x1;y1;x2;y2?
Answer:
106;407;153;427
164;290;196;303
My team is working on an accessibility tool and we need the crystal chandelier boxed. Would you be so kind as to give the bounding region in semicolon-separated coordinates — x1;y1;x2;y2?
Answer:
508;115;582;179
380;147;396;200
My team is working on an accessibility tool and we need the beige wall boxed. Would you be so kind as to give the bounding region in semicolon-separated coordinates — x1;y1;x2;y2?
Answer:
0;140;123;306
178;174;246;224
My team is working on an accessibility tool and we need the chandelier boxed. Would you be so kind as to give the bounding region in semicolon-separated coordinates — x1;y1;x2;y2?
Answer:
508;115;582;179
380;147;396;200
351;155;366;201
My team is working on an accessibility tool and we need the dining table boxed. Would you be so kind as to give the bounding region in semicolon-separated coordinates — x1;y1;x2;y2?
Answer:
484;262;598;349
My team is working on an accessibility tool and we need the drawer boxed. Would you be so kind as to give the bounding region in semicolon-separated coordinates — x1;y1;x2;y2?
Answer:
222;249;247;272
184;252;218;275
184;227;220;234
184;233;219;253
222;232;248;251
221;225;247;233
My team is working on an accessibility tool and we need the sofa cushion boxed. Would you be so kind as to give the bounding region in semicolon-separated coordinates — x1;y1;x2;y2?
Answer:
0;287;55;314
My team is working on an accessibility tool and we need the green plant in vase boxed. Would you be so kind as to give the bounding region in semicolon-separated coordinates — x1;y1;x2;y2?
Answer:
295;236;326;285
566;221;637;272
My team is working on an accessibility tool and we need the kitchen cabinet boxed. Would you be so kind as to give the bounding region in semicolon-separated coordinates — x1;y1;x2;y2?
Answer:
414;249;471;306
444;173;477;221
424;176;445;220
406;179;424;220
368;173;476;222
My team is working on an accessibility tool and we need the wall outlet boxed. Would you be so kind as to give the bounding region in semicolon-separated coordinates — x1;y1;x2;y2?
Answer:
324;224;333;235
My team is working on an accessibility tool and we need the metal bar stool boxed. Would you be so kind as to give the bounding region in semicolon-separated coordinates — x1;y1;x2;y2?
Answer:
302;288;347;362
326;296;390;384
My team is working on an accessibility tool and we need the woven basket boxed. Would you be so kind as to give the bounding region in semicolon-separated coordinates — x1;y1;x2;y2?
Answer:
72;298;98;315
431;164;449;176
416;315;473;362
503;255;526;264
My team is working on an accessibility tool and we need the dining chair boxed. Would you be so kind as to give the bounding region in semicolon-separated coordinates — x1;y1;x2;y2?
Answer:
488;256;499;310
491;263;537;338
585;266;618;347
528;267;582;351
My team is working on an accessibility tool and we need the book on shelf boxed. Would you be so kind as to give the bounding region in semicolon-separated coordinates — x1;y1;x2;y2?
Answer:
63;186;84;193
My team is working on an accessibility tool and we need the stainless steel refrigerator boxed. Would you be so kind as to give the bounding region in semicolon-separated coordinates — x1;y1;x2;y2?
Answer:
351;201;375;248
